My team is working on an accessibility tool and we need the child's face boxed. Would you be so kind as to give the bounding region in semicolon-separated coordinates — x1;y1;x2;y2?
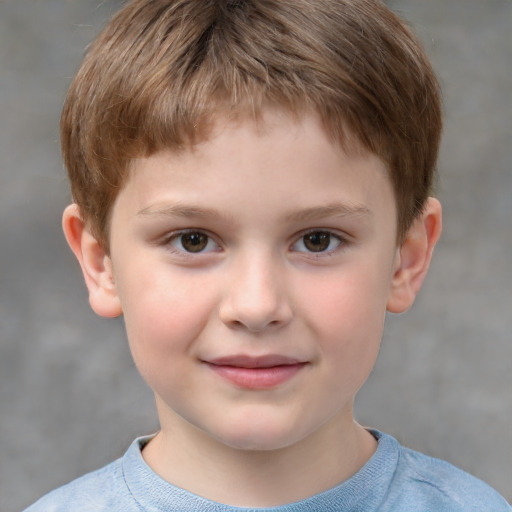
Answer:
105;110;401;450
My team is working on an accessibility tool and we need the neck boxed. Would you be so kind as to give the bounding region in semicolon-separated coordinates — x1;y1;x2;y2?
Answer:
142;405;377;507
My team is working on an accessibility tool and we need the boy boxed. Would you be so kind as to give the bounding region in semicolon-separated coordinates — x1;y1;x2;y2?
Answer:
26;0;510;510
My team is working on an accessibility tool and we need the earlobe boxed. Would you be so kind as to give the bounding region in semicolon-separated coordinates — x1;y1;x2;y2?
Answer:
62;204;122;318
386;197;442;314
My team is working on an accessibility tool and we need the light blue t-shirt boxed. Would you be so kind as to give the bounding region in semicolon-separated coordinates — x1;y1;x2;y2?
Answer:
25;430;510;511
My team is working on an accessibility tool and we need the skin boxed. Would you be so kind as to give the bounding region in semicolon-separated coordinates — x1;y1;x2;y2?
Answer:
64;109;441;507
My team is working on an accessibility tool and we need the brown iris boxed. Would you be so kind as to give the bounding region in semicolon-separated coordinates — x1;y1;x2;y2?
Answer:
180;232;209;252
303;232;331;252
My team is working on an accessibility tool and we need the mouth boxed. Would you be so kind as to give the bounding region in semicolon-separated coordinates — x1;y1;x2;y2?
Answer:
204;355;308;389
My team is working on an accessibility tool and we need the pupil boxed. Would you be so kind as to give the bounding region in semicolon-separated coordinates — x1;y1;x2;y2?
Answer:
304;232;330;252
182;232;207;252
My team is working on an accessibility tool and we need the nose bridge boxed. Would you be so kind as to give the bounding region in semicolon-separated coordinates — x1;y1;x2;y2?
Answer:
220;247;292;332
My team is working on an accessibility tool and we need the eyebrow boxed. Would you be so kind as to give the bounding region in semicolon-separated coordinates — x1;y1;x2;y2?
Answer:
137;203;229;220
137;201;371;222
285;202;372;222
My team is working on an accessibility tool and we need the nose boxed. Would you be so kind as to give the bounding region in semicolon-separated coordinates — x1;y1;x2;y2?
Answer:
219;252;293;333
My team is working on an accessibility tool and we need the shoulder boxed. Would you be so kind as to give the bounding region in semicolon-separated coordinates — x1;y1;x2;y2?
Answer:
23;457;139;512
388;439;510;511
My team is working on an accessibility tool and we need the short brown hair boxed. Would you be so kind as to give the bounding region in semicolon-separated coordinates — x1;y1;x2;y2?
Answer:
61;0;442;250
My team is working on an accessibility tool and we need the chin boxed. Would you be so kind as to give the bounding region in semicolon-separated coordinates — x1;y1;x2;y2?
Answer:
210;417;306;452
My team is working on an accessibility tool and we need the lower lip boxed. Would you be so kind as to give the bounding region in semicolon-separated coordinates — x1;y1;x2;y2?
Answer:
207;363;306;389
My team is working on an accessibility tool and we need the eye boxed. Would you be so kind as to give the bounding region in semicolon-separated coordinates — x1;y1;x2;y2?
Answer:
168;231;219;253
292;231;342;253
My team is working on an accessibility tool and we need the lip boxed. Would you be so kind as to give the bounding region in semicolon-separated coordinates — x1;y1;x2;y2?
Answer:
205;355;308;389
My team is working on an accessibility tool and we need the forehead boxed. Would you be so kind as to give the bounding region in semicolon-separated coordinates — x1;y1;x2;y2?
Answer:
130;107;380;181
113;110;396;233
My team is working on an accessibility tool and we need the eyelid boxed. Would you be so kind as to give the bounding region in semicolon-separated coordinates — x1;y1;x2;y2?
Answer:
290;229;348;254
158;228;350;257
163;229;222;255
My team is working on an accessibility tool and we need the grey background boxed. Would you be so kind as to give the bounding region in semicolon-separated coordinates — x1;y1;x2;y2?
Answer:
1;1;510;510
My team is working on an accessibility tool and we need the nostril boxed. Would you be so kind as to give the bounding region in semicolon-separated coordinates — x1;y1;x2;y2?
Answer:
223;315;291;334
229;319;246;330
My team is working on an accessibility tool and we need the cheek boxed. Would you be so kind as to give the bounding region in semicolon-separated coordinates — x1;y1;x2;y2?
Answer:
297;267;388;375
116;269;217;374
300;266;389;335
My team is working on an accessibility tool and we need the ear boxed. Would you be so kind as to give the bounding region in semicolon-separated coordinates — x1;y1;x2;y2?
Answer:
62;204;122;318
386;197;442;313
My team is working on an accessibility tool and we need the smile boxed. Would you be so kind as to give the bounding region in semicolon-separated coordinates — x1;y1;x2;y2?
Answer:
205;355;308;389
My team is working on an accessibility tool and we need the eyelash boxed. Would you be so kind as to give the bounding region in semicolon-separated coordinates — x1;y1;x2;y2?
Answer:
290;230;345;255
161;229;348;257
164;230;220;255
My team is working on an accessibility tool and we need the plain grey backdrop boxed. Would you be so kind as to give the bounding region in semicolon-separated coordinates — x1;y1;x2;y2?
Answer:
1;1;511;510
